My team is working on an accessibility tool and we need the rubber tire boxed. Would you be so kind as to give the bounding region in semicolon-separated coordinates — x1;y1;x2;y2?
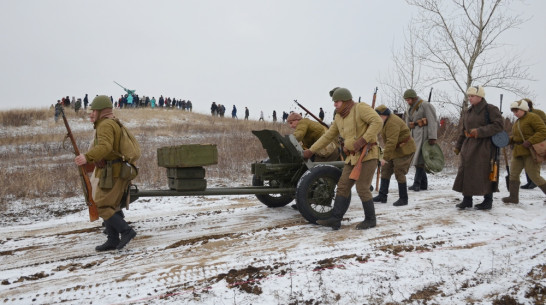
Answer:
295;165;347;223
252;174;295;207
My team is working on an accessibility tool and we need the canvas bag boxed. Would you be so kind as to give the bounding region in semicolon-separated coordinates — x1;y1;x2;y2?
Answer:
113;119;141;180
517;121;546;163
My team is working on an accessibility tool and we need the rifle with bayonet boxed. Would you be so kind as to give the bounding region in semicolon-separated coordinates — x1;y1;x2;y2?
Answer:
60;107;99;222
350;87;379;181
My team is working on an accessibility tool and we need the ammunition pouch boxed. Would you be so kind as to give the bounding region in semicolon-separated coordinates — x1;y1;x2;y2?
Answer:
120;161;139;181
99;160;114;189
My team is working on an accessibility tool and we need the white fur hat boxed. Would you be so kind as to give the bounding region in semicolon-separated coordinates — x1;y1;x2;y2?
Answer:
466;85;485;98
510;99;529;112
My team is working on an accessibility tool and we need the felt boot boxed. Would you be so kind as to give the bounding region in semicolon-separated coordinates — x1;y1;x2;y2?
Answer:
502;181;520;204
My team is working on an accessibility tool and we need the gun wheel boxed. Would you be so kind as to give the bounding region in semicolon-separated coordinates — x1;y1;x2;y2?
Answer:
252;175;295;207
295;165;345;223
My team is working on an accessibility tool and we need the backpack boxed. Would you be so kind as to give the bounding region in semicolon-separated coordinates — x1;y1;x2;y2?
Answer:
113;119;141;164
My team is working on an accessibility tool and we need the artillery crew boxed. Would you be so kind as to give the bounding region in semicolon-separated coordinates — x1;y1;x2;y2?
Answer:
287;112;340;162
303;87;383;230
452;86;504;210
373;105;416;206
502;99;546;203
404;89;438;192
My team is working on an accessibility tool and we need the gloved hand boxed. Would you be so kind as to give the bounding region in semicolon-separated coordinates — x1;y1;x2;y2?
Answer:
469;129;478;138
522;141;532;148
454;148;460;155
303;149;314;159
428;139;437;145
353;137;367;152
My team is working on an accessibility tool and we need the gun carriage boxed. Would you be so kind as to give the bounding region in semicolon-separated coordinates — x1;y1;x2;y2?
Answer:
128;129;346;223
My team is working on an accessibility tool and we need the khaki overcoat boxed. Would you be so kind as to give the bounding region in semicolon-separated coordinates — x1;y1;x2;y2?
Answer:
310;103;383;165
381;113;416;161
452;100;503;195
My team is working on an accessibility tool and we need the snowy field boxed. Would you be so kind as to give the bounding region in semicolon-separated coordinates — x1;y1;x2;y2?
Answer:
0;168;545;305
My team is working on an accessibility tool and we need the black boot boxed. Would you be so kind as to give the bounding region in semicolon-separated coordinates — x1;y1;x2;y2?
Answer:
408;167;424;192
107;213;137;250
316;195;351;230
373;178;389;203
393;182;408;206
95;222;120;252
475;193;492;210
356;200;376;230
420;170;428;191
456;196;473;209
521;173;537;189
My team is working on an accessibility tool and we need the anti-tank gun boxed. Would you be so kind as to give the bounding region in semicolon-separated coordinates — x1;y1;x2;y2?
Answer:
114;81;136;96
128;129;345;223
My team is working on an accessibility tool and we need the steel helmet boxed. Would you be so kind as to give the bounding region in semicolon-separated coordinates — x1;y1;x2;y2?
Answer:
90;95;113;110
331;88;352;102
403;89;417;99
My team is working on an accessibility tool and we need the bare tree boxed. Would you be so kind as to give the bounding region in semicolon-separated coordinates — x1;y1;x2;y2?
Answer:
403;0;532;114
379;24;428;113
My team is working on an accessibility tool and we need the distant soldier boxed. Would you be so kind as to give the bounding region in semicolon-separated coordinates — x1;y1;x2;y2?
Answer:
403;89;438;192
272;110;277;122
373;105;416;206
520;98;546;190
232;105;237;119
245;107;249;120
83;94;89;110
259;111;264;121
75;99;82;113
211;102;218;116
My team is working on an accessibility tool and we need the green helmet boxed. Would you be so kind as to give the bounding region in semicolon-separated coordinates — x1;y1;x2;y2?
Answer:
329;87;340;97
90;95;113;110
331;87;352;102
403;89;417;99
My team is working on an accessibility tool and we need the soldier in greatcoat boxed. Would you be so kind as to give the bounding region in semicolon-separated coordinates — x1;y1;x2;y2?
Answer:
403;89;438;192
303;87;383;230
452;86;504;210
373;105;416;206
502;99;546;203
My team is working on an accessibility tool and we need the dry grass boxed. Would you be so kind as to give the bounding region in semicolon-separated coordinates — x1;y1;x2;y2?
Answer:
0;107;289;209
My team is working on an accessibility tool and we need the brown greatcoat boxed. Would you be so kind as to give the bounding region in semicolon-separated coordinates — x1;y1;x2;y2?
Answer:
452;100;503;196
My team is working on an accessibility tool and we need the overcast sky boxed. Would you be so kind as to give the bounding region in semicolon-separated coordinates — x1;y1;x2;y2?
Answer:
0;0;544;120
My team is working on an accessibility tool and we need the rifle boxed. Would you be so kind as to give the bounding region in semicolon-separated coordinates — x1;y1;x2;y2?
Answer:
428;87;433;103
293;100;328;128
350;87;379;181
503;147;510;189
60;107;99;222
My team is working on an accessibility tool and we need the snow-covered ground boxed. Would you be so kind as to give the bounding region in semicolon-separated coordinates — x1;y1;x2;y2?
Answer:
1;168;544;305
